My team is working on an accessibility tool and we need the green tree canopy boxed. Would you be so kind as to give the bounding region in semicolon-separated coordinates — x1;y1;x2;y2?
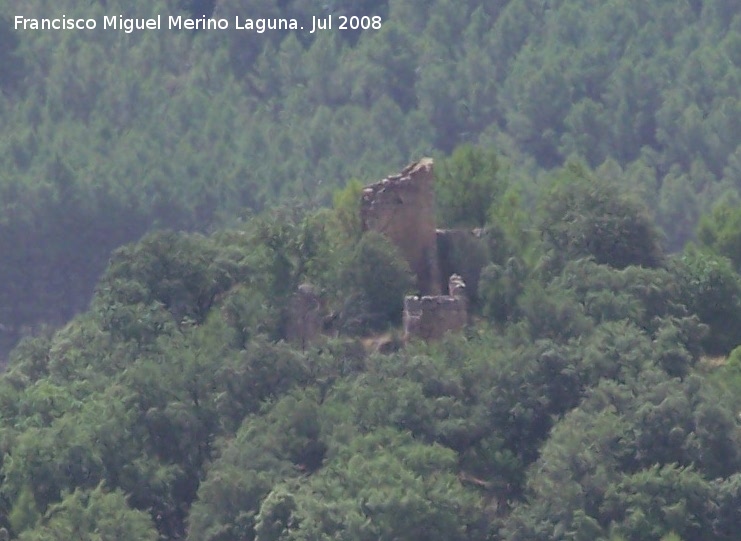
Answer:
538;163;664;273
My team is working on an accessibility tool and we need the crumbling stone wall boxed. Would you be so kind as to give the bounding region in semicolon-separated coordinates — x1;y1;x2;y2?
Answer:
361;158;441;295
436;228;495;302
403;274;468;340
284;283;324;350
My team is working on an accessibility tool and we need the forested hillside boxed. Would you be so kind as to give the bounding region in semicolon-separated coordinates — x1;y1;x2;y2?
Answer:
2;0;741;539
1;0;740;353
3;152;741;540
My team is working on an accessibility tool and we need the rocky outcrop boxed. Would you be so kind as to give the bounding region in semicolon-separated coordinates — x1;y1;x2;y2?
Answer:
361;158;441;295
403;274;468;340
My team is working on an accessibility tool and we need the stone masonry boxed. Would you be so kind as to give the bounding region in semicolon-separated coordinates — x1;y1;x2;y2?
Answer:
360;158;441;295
359;158;492;340
403;274;468;340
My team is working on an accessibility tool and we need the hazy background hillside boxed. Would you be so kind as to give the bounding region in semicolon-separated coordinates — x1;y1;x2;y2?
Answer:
0;0;739;350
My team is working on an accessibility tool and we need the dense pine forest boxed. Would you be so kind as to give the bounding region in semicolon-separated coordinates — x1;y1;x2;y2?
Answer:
1;0;741;539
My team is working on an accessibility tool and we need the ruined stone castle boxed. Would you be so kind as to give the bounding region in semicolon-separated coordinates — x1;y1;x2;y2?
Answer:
286;157;491;345
360;158;442;296
361;157;491;340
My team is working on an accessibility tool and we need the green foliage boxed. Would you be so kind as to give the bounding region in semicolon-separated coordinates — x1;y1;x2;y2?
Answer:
219;284;280;347
697;201;741;271
331;178;365;242
91;230;240;352
538;163;664;273
3;3;741;538
478;258;527;324
713;474;741;541
96;230;248;323
17;485;158;541
340;231;415;331
518;281;594;341
257;430;483;541
193;412;484;541
9;486;40;535
602;465;712;541
673;248;741;355
436;144;506;228
1;0;739;359
503;369;741;541
187;391;326;541
555;260;686;332
0;197;740;541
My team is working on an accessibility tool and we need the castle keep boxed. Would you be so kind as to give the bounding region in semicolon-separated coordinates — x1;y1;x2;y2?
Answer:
285;158;491;345
360;158;441;295
361;158;491;340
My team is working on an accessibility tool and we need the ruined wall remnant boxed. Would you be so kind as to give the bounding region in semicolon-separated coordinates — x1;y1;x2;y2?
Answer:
448;273;467;299
351;158;492;343
403;274;468;340
361;158;441;295
436;228;495;302
284;283;324;350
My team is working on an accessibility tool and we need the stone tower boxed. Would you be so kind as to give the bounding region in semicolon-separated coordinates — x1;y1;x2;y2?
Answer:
360;158;441;295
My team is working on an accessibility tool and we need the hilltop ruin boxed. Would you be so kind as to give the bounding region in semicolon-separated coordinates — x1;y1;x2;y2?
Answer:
360;158;493;340
360;158;442;295
403;273;468;340
285;157;492;345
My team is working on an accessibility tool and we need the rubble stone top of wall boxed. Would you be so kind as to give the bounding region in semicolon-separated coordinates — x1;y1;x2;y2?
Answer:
360;158;434;206
359;157;440;295
405;294;463;306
